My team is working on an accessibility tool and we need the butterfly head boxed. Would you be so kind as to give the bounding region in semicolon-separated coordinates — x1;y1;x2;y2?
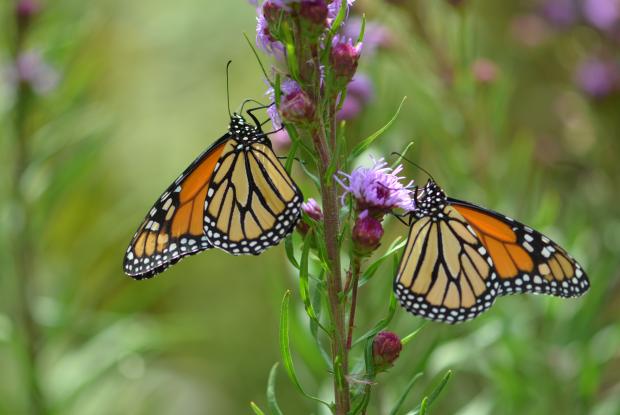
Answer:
414;179;447;217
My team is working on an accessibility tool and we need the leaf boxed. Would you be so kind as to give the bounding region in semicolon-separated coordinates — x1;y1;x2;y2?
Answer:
353;293;398;347
281;22;300;80
279;291;331;408
418;397;429;415
349;97;407;161
284;139;300;173
356;14;366;44
299;232;328;334
284;235;300;270
328;0;349;35
358;237;407;287
409;370;453;415
267;363;284;415
401;323;427;346
389;372;424;415
391;141;415;169
250;402;266;415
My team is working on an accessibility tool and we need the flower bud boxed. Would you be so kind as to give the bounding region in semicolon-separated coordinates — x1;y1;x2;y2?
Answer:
330;36;362;84
302;198;324;221
298;198;323;235
299;0;329;37
263;0;286;27
373;331;402;370
352;211;383;255
281;89;315;124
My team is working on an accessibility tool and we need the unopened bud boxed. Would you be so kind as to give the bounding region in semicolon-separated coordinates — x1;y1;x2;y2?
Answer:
330;36;362;84
281;89;315;124
352;211;383;255
373;331;402;370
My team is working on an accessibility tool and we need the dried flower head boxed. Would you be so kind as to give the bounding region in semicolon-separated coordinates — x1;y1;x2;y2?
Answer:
336;157;415;214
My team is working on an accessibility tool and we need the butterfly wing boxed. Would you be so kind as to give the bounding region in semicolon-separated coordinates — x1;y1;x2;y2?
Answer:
123;135;230;279
203;141;302;255
395;204;500;323
449;198;590;298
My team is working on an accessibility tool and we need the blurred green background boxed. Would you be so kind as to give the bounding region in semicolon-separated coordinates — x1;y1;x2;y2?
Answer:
1;0;619;414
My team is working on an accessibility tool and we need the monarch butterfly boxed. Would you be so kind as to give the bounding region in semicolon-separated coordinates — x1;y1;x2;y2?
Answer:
123;110;303;279
395;179;589;323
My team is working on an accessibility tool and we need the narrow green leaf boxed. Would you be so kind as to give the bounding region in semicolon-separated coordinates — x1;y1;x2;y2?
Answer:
275;73;282;107
299;232;328;334
425;370;452;408
284;139;300;173
409;370;453;415
391;141;415;169
401;323;427;346
281;22;300;80
329;0;349;35
267;363;284;415
284;235;299;270
389;372;424;415
356;14;366;44
243;33;272;85
250;402;266;415
359;237;406;287
419;397;429;415
353;293;398;347
279;291;331;408
349;97;407;161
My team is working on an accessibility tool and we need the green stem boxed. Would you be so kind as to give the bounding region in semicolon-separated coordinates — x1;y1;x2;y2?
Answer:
9;3;48;413
346;256;362;350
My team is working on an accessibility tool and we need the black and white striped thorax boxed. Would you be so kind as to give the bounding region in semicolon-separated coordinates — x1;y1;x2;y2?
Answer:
228;113;268;147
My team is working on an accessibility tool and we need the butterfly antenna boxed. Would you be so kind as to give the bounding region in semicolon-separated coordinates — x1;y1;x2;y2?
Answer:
391;152;437;183
226;60;233;118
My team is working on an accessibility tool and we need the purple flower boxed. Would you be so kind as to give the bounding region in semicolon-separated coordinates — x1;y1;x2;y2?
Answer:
302;198;324;221
299;0;329;36
266;78;304;128
6;51;59;95
257;10;284;54
330;35;362;82
337;74;373;120
336;157;415;213
583;0;620;31
352;210;384;254
342;18;393;55
576;57;619;98
541;0;578;27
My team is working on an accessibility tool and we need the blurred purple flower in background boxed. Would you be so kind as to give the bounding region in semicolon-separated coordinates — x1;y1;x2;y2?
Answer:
336;157;415;213
6;51;59;95
342;18;393;55
583;0;620;30
576;57;620;98
541;0;578;27
269;129;292;153
472;58;499;84
510;14;551;47
337;74;373;120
